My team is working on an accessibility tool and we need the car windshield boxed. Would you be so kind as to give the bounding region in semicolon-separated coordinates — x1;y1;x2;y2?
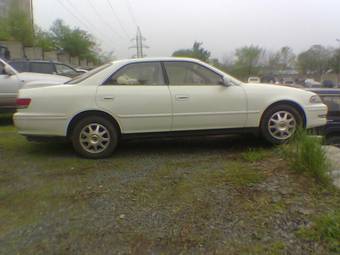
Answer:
65;63;112;84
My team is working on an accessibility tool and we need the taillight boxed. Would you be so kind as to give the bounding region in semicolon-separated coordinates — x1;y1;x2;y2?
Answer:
16;98;31;109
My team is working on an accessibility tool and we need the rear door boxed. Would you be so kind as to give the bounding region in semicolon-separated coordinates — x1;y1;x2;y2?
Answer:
96;62;172;134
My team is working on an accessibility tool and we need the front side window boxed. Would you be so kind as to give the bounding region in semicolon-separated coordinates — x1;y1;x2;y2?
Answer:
105;62;165;85
30;62;54;74
164;62;223;85
56;64;77;76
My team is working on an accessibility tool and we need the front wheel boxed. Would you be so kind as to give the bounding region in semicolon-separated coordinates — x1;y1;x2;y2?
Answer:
260;105;302;144
71;116;118;159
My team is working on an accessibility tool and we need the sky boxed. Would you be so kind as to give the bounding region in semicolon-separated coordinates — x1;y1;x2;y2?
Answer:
32;0;340;60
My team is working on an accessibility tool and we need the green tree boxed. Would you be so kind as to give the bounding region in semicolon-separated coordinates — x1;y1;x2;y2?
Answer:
172;42;211;62
50;19;96;58
297;45;332;76
6;0;34;45
233;45;263;78
34;27;55;51
329;48;340;82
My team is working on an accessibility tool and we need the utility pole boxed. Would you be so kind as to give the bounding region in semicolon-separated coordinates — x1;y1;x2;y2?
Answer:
129;26;149;58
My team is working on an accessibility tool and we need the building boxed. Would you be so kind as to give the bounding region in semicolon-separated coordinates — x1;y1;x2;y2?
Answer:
0;0;33;21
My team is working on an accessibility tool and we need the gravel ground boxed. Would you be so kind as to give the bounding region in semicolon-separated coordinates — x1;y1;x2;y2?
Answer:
0;116;339;255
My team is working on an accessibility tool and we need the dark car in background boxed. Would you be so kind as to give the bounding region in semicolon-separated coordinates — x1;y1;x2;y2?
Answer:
8;60;87;78
310;89;340;147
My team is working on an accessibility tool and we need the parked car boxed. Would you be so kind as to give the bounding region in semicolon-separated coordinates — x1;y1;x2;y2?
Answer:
309;88;340;147
8;60;87;78
248;76;261;83
14;57;327;158
0;58;70;112
304;78;321;88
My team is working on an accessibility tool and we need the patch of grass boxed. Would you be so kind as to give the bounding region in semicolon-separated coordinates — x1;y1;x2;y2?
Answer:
297;211;340;252
282;130;330;185
242;148;269;162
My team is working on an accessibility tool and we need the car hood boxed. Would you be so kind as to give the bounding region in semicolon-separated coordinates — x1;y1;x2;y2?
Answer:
16;72;70;83
241;82;316;99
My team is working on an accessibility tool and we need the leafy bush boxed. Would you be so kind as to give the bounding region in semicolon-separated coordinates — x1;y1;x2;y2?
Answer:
282;130;330;185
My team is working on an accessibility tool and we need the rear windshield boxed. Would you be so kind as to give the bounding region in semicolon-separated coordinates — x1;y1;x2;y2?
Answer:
66;63;112;84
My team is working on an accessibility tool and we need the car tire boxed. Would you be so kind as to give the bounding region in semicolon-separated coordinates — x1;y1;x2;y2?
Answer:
71;116;118;159
260;104;302;145
326;136;340;148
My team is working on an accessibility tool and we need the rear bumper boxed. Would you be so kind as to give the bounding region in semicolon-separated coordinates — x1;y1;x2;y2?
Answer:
304;105;328;129
13;113;67;137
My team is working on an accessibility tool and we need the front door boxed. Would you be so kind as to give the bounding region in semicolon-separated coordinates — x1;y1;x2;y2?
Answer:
163;61;247;131
96;62;172;134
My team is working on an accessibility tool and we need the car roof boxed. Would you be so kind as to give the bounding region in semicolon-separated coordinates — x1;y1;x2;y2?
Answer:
111;57;205;65
9;59;64;64
308;88;340;95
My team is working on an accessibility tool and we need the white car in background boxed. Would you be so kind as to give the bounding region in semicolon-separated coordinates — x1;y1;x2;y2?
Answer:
14;58;327;158
0;58;70;112
248;76;261;83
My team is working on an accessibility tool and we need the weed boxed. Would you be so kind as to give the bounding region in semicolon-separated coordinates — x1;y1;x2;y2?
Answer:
242;148;268;162
298;211;340;252
282;129;330;185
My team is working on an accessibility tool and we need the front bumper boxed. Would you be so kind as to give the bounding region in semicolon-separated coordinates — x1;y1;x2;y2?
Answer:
304;105;328;129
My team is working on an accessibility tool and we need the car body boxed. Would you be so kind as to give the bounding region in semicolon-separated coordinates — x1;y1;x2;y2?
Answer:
14;57;328;158
305;78;322;88
309;88;340;147
0;58;70;112
247;76;261;83
8;60;87;78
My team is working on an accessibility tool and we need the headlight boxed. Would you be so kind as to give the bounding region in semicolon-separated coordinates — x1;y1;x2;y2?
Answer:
310;95;322;104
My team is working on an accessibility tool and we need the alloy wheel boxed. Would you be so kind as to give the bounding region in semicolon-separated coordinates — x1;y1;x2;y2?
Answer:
79;123;111;154
268;111;297;140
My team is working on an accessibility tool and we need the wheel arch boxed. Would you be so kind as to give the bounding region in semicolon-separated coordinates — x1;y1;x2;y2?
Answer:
260;100;307;128
66;110;122;138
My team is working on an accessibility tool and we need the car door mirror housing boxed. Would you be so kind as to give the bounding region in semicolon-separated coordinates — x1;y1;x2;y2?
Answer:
4;65;15;76
222;77;232;87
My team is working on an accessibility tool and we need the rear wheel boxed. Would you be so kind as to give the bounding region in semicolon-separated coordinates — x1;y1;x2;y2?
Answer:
260;105;302;144
71;116;118;159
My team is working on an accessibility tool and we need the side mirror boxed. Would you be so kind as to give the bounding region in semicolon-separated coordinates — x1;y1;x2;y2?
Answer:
222;77;232;87
4;65;15;76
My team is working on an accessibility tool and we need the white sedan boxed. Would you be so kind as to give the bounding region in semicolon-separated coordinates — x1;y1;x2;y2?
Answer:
14;58;327;158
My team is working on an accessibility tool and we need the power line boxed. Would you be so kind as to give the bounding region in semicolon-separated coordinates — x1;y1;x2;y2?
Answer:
56;0;113;44
106;0;131;39
56;0;91;31
125;0;138;27
85;0;125;40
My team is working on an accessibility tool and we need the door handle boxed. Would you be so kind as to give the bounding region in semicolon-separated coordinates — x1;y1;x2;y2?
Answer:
175;95;190;101
102;96;115;101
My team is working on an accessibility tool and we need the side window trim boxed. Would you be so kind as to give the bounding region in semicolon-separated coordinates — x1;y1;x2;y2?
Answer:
102;61;166;86
162;60;223;86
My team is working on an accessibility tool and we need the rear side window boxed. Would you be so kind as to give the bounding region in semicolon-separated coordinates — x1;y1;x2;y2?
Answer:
30;62;54;74
105;62;165;85
9;61;29;72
